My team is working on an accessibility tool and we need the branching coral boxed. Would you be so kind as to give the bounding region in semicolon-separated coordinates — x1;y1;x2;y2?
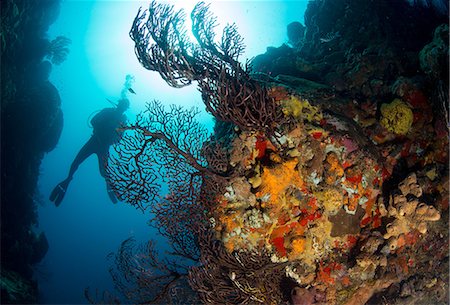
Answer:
105;3;301;303
130;3;195;88
106;89;386;303
150;182;206;261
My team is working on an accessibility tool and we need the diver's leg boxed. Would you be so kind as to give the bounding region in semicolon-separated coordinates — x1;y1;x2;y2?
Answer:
67;137;96;180
96;146;109;178
97;147;117;203
50;137;96;206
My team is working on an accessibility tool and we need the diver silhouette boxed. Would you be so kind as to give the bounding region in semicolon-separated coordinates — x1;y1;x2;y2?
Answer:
49;98;129;206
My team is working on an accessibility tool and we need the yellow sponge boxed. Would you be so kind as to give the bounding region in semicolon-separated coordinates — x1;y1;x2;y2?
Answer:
281;96;322;123
380;99;413;135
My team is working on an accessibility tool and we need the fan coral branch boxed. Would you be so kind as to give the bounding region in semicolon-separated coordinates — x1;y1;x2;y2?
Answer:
199;62;285;134
191;2;245;65
107;100;228;211
189;228;288;304
108;237;199;305
130;1;284;135
46;36;71;65
130;3;195;88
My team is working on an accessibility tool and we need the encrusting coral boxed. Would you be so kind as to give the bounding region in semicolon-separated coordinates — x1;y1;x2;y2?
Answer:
382;173;441;251
207;85;445;304
212;90;384;270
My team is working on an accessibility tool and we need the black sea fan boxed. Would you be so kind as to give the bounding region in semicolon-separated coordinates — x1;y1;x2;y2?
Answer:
46;35;71;65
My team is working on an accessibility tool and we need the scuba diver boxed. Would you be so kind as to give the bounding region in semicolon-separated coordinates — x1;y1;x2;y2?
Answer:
49;98;130;206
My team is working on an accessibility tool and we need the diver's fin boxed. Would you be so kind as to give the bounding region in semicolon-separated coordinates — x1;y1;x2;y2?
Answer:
106;184;118;204
49;180;70;207
107;189;118;204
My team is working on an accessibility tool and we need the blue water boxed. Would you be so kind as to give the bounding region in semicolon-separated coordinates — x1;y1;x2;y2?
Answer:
36;1;307;303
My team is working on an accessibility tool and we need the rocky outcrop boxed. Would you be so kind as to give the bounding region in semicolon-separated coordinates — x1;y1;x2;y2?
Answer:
252;0;448;100
1;0;64;303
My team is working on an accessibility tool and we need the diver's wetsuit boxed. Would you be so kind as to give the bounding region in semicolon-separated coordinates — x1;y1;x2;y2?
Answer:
66;133;110;180
67;107;125;179
50;104;127;206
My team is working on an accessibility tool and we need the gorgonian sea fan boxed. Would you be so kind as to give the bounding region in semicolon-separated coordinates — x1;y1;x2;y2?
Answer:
130;1;284;137
106;100;211;211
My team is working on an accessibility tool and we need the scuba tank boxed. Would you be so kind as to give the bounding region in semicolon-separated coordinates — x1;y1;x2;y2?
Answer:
86;98;117;128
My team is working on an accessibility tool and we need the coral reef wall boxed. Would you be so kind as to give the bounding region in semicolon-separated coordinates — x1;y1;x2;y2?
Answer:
108;1;448;304
1;0;64;303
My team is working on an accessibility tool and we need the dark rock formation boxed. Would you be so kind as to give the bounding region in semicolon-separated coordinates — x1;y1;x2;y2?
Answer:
1;0;64;303
252;0;448;101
